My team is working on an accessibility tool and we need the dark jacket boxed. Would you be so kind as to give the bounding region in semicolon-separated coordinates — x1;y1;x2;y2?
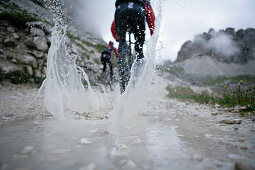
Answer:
115;0;147;7
112;0;155;40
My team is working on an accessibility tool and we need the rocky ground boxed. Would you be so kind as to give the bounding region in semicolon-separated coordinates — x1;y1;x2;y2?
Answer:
0;72;254;170
0;0;118;86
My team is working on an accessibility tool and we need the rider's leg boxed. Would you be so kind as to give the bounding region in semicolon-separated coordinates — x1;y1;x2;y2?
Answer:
115;5;129;93
132;11;146;59
109;62;113;82
102;62;106;73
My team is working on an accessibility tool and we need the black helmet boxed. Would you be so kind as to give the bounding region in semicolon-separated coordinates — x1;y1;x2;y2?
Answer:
109;41;114;45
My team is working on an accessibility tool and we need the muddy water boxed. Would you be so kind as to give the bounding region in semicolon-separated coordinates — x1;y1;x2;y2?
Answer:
0;74;255;170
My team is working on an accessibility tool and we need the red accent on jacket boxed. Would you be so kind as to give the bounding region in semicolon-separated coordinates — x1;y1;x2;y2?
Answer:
111;21;119;41
145;2;155;35
106;44;120;60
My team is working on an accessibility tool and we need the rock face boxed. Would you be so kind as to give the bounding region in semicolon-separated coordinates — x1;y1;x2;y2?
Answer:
0;0;109;85
176;28;255;64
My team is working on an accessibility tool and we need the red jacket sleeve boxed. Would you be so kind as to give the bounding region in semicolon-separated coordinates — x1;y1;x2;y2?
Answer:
113;47;120;60
145;2;155;35
111;21;119;40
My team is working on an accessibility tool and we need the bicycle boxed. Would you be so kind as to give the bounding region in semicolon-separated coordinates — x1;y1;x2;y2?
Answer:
118;32;136;93
99;57;114;92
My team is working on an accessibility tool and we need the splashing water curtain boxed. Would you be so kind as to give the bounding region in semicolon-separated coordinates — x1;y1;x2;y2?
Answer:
39;0;162;120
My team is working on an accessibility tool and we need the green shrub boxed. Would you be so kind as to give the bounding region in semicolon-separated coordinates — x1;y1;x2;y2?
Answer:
166;85;255;112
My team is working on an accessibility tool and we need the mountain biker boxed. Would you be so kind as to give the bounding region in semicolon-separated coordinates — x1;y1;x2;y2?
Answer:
111;0;155;93
101;41;120;82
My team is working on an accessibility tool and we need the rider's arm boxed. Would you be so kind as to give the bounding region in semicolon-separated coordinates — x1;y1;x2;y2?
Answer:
144;1;155;35
113;47;120;60
111;21;119;41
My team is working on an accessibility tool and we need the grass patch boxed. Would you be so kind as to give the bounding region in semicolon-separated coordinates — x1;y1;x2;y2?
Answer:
206;75;255;87
9;67;32;84
0;0;53;28
0;11;39;28
166;86;216;104
34;76;46;87
166;85;255;112
93;58;101;65
0;0;39;27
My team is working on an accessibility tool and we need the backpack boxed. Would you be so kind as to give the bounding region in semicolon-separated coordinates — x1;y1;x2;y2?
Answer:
102;46;113;55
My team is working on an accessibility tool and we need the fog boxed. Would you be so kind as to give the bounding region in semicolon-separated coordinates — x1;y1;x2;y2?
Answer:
194;31;240;58
64;0;255;62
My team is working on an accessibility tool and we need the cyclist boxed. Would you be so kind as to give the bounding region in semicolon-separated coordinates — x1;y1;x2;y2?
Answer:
101;41;120;82
111;0;155;93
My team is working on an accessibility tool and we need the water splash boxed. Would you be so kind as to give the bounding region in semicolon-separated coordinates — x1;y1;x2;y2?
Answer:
39;0;161;121
39;1;108;119
110;1;162;122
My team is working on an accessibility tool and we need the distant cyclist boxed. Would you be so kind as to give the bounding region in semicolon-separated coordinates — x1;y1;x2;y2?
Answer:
111;0;155;93
101;41;120;82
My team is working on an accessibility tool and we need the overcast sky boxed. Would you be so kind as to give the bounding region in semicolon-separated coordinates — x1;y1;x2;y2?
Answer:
71;0;255;62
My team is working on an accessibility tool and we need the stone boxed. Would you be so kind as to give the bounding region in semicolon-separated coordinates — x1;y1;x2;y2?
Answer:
34;69;42;77
29;50;44;59
25;37;48;52
228;154;246;160
7;26;15;33
51;149;71;154
192;153;203;161
211;112;218;116
20;146;35;154
47;36;51;43
21;55;37;68
0;61;22;74
34;36;48;51
26;21;52;34
4;38;17;47
37;59;44;65
4;113;14;117
240;146;248;150
0;49;4;55
30;27;45;37
11;58;17;64
233;119;242;124
26;66;33;76
79;163;96;170
220;119;242;124
80;138;92;144
12;33;20;39
42;67;47;75
121;160;137;168
235;161;253;170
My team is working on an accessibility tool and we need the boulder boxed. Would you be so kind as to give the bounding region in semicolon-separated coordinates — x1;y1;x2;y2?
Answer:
26;21;52;34
34;69;42;77
25;36;48;51
28;50;45;59
20;55;37;68
30;27;45;37
26;65;33;76
6;26;15;33
0;60;23;74
176;28;255;64
12;33;20;39
4;38;17;47
0;49;4;55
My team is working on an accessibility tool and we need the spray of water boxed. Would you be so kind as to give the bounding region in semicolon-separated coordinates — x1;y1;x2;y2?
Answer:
39;1;109;119
39;0;161;122
110;1;162;123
